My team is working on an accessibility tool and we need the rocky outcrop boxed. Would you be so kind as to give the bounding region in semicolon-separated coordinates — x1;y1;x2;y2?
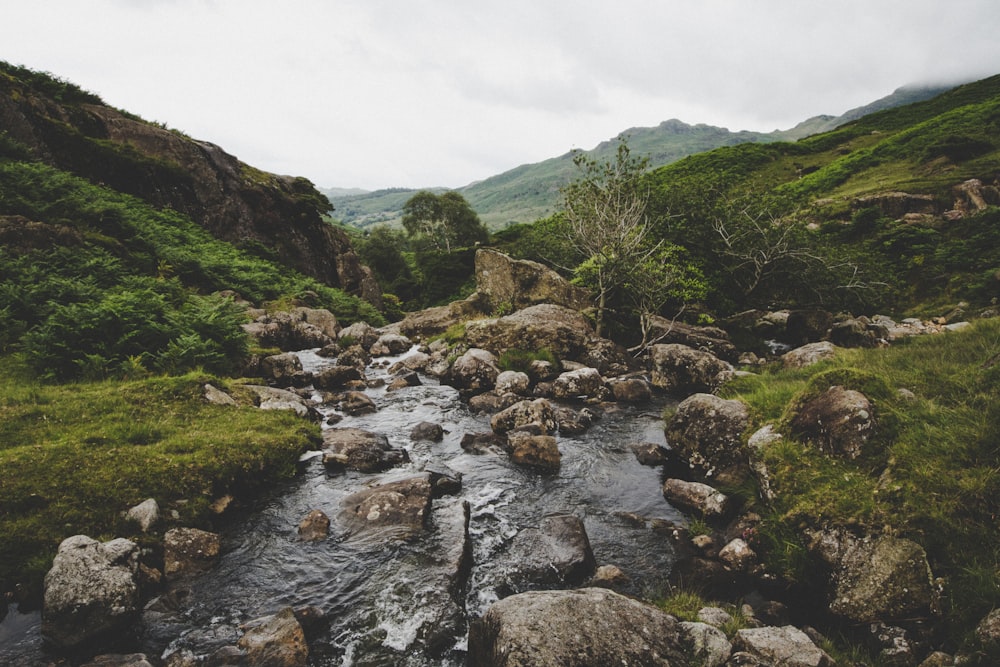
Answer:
664;393;751;484
42;536;141;652
321;428;409;472
474;248;591;312
788;386;875;460
0;76;378;300
649;344;733;396
388;293;490;341
465;304;628;374
467;587;687;667
853;191;939;220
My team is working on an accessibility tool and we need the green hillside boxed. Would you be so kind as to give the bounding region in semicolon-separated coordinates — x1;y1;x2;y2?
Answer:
329;83;953;231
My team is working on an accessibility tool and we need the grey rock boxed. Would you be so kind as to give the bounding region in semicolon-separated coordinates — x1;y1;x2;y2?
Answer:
782;341;838;369
733;625;835;667
551;367;604;399
679;621;732;667
664;392;751;484
124;498;159;533
500;514;595;591
467;587;687;667
662;478;730;518
42;536;140;651
322;427;408;472
490;398;557;435
339;475;434;538
788;385;875;460
649;343;734;396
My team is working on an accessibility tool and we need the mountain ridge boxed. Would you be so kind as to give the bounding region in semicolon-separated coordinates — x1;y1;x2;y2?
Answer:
328;82;957;230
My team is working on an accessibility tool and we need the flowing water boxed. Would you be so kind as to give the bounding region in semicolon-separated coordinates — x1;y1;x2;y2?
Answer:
0;347;685;666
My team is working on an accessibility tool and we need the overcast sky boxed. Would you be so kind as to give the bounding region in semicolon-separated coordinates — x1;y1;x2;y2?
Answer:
5;1;1000;191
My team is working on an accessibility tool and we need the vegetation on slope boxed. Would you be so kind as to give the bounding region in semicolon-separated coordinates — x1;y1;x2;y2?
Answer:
722;319;1000;652
0;363;319;603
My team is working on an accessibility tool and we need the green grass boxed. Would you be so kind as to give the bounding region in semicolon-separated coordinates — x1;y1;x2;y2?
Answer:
722;318;1000;641
0;358;320;601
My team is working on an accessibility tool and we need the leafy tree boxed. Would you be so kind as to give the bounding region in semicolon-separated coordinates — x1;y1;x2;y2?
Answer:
402;190;488;252
356;225;419;306
560;136;660;336
623;244;707;353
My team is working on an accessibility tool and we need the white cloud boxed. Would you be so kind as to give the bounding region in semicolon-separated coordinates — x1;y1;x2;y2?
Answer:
3;0;1000;189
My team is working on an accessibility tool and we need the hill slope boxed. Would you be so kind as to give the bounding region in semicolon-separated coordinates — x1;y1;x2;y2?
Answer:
329;83;954;230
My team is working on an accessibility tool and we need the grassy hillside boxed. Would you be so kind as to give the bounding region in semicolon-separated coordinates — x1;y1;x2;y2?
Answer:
328;83;953;231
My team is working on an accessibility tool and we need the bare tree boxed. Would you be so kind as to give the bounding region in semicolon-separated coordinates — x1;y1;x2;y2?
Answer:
561;136;660;337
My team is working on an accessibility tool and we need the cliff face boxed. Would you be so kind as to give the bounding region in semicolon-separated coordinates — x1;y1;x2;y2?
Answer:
0;65;380;305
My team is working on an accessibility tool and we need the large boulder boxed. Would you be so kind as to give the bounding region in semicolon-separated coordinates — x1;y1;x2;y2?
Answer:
679;621;732;667
388;292;489;341
321;427;409;472
337;321;380;349
467;587;687;667
788;385;875;460
338;475;434;539
42;536;141;651
807;529;938;623
369;333;412;356
465;304;628;374
313;364;364;391
448;348;500;396
649;344;733;396
474;248;591;312
664;393;751;485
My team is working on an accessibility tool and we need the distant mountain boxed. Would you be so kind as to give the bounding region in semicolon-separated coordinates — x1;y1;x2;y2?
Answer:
327;83;956;230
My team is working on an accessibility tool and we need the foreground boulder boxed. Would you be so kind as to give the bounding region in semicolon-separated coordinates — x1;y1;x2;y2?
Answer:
649;343;733;396
467;587;687;667
664;393;751;485
43;536;141;652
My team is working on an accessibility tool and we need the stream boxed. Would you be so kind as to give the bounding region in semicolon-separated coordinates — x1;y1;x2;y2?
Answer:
1;347;686;666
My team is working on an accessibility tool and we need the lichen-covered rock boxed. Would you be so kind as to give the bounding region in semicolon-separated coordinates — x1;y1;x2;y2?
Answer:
649;344;733;396
245;385;314;419
718;538;758;572
830;535;938;623
977;608;1000;647
370;333;412;356
339;475;434;538
322;427;408;472
495;370;531;396
499;514;594;591
467;587;687;667
338;321;380;349
788;385;875;460
733;626;834;667
163;528;221;578
42;536;141;651
490;398;558;436
664;393;751;484
680;621;732;667
610;377;653;403
551;367;604;399
242;311;334;351
662;478;730;518
448;348;500;395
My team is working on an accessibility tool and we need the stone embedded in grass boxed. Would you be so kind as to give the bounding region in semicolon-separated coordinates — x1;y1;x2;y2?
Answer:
662;478;731;518
124;498;159;533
